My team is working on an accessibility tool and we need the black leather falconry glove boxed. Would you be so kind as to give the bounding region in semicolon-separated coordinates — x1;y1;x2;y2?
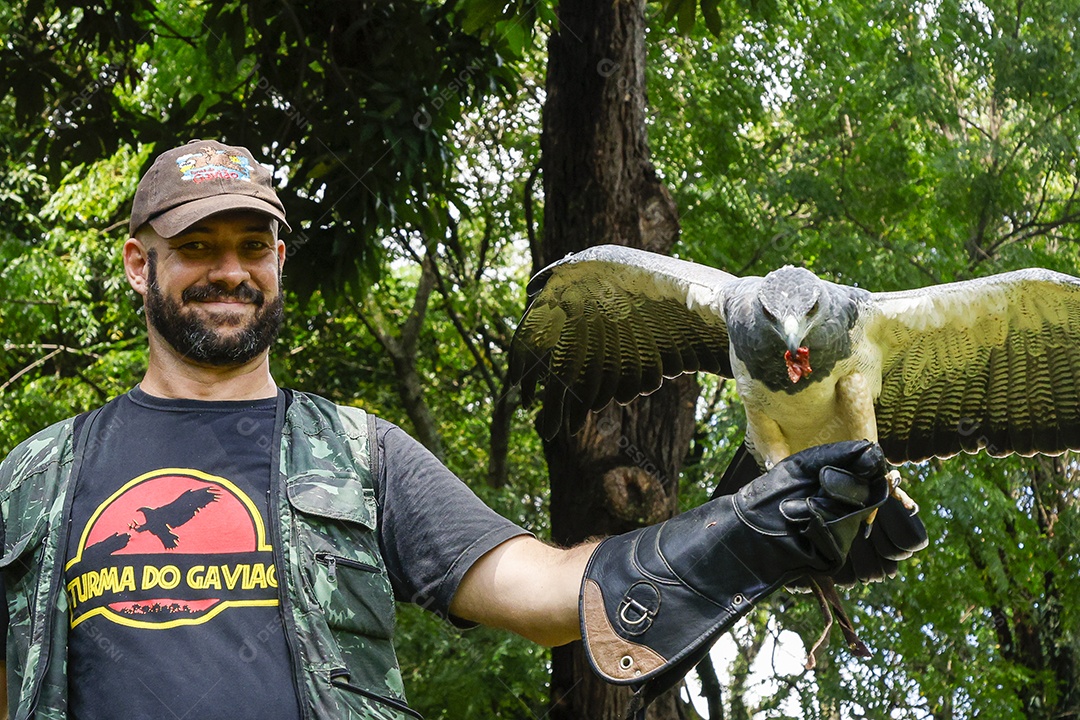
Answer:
579;440;889;716
711;443;928;587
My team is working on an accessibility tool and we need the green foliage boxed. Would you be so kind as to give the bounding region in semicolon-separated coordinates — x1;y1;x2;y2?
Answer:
0;149;146;455
0;0;528;298
5;0;1080;716
653;0;1080;289
652;0;1080;716
394;605;551;719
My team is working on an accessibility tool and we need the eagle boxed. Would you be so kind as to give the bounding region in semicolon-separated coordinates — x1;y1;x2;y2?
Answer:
130;487;219;550
510;244;1080;664
510;244;1080;499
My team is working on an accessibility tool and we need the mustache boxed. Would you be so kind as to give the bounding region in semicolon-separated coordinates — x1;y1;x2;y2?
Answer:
181;283;265;305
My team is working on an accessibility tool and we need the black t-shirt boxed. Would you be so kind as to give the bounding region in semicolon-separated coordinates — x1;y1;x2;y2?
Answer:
64;388;296;720
4;387;528;718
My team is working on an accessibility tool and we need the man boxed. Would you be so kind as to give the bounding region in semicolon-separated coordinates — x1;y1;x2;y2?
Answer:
0;139;919;720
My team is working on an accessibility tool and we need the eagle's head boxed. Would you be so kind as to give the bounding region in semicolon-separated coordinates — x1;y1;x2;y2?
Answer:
728;266;862;394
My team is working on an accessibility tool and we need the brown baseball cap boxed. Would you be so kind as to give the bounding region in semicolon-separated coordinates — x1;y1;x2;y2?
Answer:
129;139;291;237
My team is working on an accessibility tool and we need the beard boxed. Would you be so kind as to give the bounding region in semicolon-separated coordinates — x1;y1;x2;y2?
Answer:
145;250;285;366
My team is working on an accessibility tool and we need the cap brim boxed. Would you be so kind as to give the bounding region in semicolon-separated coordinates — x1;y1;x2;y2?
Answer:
147;195;292;238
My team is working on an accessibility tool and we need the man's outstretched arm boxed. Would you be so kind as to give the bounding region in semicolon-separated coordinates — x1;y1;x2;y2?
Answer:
449;535;596;647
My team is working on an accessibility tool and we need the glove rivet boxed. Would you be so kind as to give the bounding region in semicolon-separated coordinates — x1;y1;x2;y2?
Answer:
619;655;634;670
732;593;745;605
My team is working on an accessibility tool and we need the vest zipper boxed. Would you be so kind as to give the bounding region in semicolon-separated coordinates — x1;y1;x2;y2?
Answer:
328;669;424;719
268;391;310;720
314;551;380;582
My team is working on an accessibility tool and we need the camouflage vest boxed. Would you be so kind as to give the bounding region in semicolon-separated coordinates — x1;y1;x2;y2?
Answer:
0;390;420;720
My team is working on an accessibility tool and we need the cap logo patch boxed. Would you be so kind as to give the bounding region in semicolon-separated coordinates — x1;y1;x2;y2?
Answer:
175;146;253;184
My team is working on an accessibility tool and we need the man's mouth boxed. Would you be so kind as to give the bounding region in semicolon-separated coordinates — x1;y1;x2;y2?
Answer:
182;285;264;306
195;299;251;306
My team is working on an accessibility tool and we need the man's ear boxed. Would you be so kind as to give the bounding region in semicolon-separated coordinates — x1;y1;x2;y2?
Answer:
123;237;151;298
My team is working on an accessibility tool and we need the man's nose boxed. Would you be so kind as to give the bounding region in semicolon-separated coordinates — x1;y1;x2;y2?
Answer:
207;250;250;288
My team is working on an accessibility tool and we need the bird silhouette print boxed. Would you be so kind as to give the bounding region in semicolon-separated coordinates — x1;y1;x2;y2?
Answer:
129;487;219;549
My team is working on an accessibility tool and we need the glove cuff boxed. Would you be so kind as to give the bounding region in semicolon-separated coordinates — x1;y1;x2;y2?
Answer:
579;576;672;682
580;572;754;684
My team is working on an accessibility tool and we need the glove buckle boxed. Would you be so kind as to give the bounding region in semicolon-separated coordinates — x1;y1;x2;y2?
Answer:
620;598;651;626
617;582;660;635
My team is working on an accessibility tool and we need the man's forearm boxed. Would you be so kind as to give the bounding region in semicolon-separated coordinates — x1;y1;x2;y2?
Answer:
449;535;597;647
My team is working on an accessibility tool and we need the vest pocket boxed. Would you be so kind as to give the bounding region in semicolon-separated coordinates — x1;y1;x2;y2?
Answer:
286;471;395;640
314;552;380;580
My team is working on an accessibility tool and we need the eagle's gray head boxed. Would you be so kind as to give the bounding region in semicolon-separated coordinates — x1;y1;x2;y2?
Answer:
727;266;863;394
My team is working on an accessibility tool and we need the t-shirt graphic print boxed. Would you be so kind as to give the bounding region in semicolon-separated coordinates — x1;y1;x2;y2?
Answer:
65;468;278;630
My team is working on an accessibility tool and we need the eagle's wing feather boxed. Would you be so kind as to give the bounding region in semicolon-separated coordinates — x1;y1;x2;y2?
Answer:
859;269;1080;463
510;245;736;438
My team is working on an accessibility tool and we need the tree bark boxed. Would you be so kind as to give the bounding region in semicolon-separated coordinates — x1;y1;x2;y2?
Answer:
540;0;696;717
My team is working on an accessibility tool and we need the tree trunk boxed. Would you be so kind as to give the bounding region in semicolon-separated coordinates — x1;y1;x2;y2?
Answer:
540;0;696;717
694;653;725;720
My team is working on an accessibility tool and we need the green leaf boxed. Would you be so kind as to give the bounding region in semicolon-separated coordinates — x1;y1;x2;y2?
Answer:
701;0;724;36
677;0;697;35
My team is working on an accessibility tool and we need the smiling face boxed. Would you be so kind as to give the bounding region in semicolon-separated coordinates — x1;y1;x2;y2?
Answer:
125;211;287;367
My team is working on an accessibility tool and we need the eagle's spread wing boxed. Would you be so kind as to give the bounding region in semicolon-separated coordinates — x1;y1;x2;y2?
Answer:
509;245;736;439
860;269;1080;463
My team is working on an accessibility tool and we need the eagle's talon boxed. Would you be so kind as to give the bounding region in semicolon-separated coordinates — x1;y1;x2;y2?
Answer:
886;469;918;512
892;485;918;513
864;469;909;536
862;469;919;538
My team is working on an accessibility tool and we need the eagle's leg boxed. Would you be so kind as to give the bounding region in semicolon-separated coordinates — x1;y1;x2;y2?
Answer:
743;406;790;470
835;372;916;527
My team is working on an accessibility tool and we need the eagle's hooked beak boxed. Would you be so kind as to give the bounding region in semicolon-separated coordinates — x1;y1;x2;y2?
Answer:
782;316;803;354
782;315;813;383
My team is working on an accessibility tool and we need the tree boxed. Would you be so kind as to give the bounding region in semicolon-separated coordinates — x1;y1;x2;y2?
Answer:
538;0;698;717
0;0;521;294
